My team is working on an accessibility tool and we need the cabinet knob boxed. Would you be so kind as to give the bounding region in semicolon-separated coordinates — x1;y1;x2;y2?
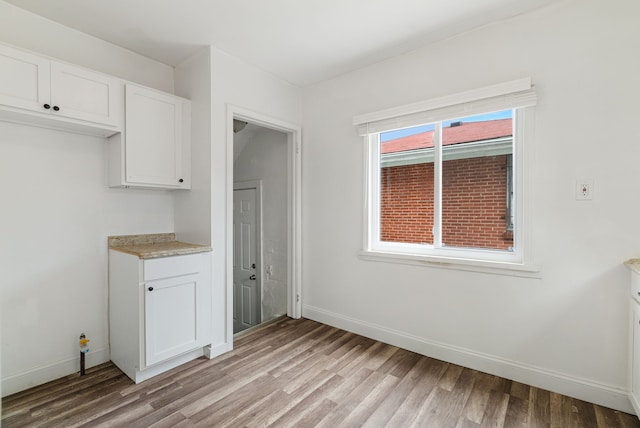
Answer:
148;286;154;292
53;105;60;112
43;104;51;110
179;178;184;183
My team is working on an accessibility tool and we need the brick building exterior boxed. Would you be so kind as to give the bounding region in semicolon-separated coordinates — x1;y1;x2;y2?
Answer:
380;119;513;251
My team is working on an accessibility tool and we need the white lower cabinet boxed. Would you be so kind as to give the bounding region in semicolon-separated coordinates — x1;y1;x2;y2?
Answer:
630;300;640;415
109;250;210;383
629;267;640;415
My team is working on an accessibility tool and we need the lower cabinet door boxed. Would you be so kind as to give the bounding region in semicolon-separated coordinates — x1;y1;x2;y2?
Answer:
145;273;202;366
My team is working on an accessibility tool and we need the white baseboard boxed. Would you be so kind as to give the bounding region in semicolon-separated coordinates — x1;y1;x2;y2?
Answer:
129;348;204;384
2;340;232;396
303;304;634;415
1;346;110;397
206;341;232;359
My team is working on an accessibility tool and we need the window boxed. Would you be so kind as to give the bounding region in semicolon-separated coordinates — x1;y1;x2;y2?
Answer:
356;79;537;271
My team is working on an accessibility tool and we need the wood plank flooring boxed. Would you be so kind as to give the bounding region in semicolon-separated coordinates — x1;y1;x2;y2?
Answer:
2;317;639;427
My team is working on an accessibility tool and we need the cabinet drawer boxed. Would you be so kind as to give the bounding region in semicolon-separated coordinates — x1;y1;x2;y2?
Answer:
143;254;201;281
632;271;640;303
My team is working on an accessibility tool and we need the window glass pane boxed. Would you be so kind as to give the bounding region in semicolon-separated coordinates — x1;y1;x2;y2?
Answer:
379;124;436;244
441;110;514;251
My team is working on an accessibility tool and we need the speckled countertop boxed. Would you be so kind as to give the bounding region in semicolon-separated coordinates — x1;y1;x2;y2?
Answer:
108;233;211;259
625;259;640;274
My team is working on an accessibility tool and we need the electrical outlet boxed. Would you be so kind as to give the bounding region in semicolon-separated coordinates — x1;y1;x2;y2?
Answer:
576;179;594;200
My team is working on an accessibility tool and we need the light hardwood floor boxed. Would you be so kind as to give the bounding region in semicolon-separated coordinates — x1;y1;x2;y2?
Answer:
2;318;639;427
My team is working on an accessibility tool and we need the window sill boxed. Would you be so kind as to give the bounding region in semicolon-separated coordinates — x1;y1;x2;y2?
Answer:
358;250;541;278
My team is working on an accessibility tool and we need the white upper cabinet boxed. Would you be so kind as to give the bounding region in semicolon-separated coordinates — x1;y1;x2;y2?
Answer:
0;46;50;112
0;43;192;190
108;84;191;189
49;61;119;127
0;43;122;136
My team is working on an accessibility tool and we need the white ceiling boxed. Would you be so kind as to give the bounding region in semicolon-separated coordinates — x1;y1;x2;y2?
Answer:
3;0;557;87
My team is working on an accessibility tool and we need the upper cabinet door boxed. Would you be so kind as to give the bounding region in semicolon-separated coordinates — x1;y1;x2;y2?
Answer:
0;45;50;113
124;84;190;189
50;61;119;127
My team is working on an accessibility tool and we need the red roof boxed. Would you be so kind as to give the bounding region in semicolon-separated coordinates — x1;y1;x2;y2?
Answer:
381;119;512;154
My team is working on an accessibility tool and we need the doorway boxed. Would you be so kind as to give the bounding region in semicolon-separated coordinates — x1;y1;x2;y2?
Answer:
232;118;291;334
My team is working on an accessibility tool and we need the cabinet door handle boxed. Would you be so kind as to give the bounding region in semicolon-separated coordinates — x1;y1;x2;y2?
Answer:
148;286;154;292
53;105;60;112
43;104;51;110
179;178;184;183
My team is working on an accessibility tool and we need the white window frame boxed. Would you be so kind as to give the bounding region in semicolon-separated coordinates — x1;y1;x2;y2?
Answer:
356;79;540;277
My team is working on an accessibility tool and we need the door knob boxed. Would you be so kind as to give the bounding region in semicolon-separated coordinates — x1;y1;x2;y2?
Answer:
249;274;256;280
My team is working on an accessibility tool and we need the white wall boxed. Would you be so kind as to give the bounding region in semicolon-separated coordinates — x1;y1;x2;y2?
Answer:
174;46;301;354
174;47;213;246
0;5;176;396
0;1;174;93
0;124;175;395
302;0;640;412
234;128;288;321
208;47;301;354
0;0;301;397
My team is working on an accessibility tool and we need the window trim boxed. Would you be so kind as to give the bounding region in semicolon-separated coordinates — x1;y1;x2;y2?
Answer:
354;78;535;136
358;82;539;276
357;249;541;277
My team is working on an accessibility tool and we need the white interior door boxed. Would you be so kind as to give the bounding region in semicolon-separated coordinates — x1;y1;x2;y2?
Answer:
233;187;260;332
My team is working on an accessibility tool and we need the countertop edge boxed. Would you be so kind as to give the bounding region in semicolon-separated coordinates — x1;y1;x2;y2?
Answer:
108;233;211;259
110;245;212;259
625;259;640;274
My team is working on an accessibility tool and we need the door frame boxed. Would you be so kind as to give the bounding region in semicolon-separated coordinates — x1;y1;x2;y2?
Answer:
233;180;264;325
226;105;302;345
